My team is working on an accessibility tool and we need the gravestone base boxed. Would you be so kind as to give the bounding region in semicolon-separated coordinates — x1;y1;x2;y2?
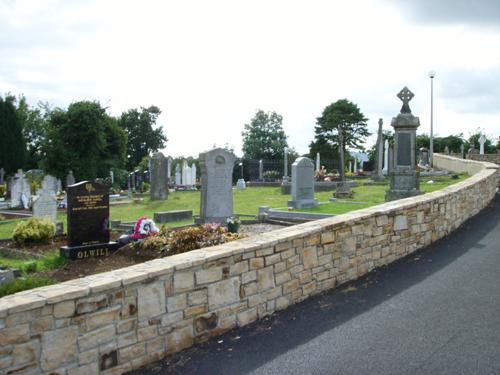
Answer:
195;216;230;225
154;210;193;223
60;242;121;261
385;169;423;202
335;181;353;198
287;198;318;209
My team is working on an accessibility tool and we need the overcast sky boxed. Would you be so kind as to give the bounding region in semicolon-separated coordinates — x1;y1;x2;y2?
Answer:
1;0;499;157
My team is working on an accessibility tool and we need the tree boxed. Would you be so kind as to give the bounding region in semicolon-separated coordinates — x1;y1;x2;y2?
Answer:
42;101;127;180
314;99;370;168
118;106;167;170
0;94;25;174
242;110;289;160
467;128;496;154
14;95;52;169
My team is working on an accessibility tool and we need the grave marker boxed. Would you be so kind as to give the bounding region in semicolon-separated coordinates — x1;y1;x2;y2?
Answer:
287;157;318;209
198;148;236;224
32;188;57;223
60;181;118;260
150;152;168;200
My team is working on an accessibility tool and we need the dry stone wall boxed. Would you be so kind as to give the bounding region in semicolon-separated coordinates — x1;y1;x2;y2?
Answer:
0;155;497;375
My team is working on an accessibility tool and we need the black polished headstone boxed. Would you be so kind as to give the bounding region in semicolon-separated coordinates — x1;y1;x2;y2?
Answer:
60;181;119;259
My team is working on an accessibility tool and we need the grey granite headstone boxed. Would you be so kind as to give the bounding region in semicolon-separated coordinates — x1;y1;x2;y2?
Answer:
385;87;423;202
150;152;168;200
66;170;75;188
32;188;57;223
42;174;58;195
287;157;318;209
198;148;236;224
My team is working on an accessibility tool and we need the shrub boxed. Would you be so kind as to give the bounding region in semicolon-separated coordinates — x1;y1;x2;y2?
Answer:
133;224;241;255
12;217;56;245
0;184;6;197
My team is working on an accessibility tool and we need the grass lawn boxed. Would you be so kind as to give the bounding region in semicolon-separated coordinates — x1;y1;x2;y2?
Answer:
0;174;468;240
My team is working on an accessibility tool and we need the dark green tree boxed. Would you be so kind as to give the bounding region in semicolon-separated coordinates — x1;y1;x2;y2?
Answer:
314;99;370;169
42;101;127;180
118;106;167;170
242;110;289;160
467;128;496;154
0;94;25;174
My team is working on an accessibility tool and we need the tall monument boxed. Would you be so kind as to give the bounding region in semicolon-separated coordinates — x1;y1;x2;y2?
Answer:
385;87;423;201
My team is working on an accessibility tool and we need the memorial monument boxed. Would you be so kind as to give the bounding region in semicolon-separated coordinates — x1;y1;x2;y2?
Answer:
385;87;423;202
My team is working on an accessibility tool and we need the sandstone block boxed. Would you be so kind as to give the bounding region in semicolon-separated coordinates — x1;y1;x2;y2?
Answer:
138;282;166;321
257;266;275;291
41;326;78;371
302;246;318;269
208;277;241;309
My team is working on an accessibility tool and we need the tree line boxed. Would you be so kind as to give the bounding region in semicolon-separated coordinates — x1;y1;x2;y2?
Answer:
0;94;167;184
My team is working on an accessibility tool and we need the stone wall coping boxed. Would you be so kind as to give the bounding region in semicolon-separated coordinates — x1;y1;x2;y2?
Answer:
0;157;496;316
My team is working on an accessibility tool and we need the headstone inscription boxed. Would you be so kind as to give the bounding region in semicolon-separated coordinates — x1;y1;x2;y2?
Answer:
60;181;119;260
287;157;318;209
150;152;168;200
385;87;423;202
197;148;236;224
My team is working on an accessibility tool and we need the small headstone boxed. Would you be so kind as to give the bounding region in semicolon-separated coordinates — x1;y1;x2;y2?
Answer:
191;164;197;185
283;147;289;182
198;148;236;224
150;152;168;200
479;134;486;155
32;188;57;223
287;157;318;209
444;146;450;155
419;147;429;166
66;170;75;188
175;164;181;185
60;181;119;260
236;179;246;189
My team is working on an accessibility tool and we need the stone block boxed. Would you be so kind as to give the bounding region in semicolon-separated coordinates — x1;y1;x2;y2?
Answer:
394;215;408;231
41;326;78;371
188;290;208;306
68;362;99;375
237;307;258;326
166;325;193;354
166;294;187;313
249;257;265;269
12;340;39;366
0;324;29;345
195;268;222;285
31;315;54;334
119;343;146;362
257;266;275;291
86;306;121;331
174;272;195;292
302;246;318;269
78;325;115;352
138;282;166;321
208;277;241;309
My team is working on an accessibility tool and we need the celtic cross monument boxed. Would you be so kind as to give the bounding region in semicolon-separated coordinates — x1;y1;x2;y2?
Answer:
385;87;423;201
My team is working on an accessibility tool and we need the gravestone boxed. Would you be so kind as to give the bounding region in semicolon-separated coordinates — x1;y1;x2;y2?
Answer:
316;152;320;171
167;157;172;185
460;144;465;158
374;119;384;180
42;175;58;195
383;139;389;175
174;164;181;185
109;170;114;184
444;146;450;155
10;170;31;209
0;168;4;184
182;161;188;185
191;164;197;185
385;87;423;202
283;147;289;182
127;174;132;198
150;152;168;200
259;160;263;181
60;181;119;260
66;170;75;188
479;134;486;155
32;189;57;223
197;148;236;224
287;157;318;209
419;147;429;166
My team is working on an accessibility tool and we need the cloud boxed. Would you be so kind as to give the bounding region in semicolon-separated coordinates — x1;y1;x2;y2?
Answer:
382;0;500;28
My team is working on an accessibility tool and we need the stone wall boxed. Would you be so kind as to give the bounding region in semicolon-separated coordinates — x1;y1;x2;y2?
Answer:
0;156;498;375
466;153;500;165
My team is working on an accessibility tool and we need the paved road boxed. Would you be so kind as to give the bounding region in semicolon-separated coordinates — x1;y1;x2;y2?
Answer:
129;193;500;375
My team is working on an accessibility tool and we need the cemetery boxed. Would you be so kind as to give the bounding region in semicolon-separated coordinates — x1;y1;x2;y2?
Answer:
0;87;498;374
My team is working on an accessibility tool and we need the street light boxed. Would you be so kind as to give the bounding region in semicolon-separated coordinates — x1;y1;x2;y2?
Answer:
429;70;436;167
239;162;243;179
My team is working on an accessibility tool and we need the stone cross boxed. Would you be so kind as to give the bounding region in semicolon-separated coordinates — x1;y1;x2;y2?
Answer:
479;134;486;155
315;152;320;171
283;148;289;182
383;139;389;174
397;86;414;114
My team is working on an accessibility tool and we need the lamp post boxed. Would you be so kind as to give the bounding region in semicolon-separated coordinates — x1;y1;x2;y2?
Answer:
239;162;243;179
429;70;436;167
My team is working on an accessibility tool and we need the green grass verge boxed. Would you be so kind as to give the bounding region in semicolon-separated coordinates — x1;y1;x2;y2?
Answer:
0;276;54;298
